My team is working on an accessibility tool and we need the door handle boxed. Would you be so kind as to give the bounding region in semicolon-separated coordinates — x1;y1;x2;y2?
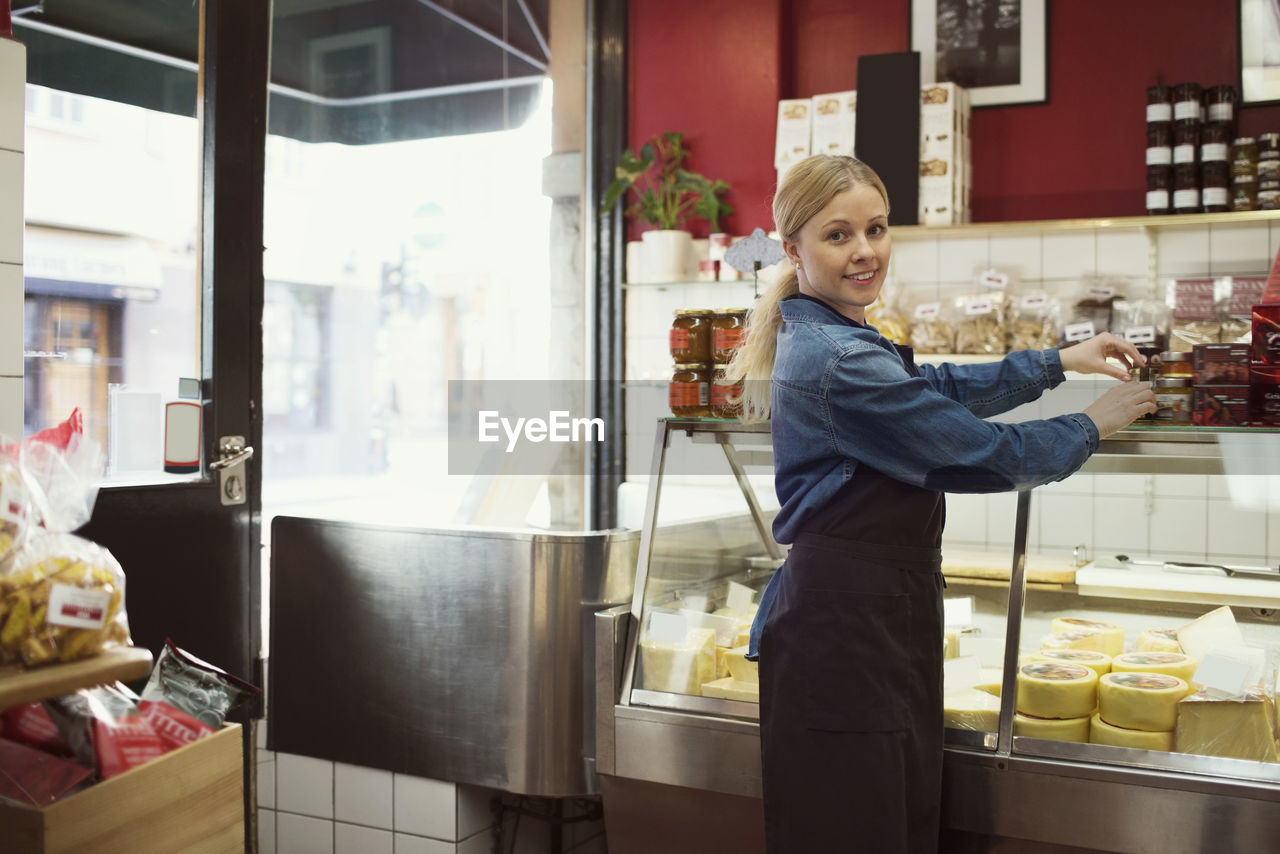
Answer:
213;436;254;506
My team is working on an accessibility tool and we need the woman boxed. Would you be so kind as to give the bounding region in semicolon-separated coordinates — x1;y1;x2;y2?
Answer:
724;155;1155;853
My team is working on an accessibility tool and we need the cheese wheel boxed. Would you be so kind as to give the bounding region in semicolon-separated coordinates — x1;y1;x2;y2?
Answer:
1040;629;1118;659
1098;672;1189;732
1090;713;1173;751
700;677;759;702
1014;713;1091;743
1016;662;1098;719
944;689;1001;732
1111;651;1197;683
1137;627;1182;653
1031;649;1112;677
1048;618;1125;657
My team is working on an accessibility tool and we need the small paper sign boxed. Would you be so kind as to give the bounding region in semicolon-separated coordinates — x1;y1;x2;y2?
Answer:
1194;648;1258;698
943;655;986;691
1124;325;1157;344
964;298;994;316
682;594;709;614
979;268;1010;289
47;584;111;630
1088;286;1116;300
914;302;941;320
682;611;740;646
943;596;974;628
1020;293;1048;310
726;581;756;614
648;610;687;645
1064;321;1096;342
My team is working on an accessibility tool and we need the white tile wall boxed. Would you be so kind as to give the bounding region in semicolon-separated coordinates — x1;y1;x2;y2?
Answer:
0;263;20;376
393;773;462;839
335;762;394;829
259;808;277;854
1095;229;1148;277
336;823;394;854
1209;222;1270;274
277;754;334;819
278;812;334;854
0;149;21;264
1040;231;1095;280
0;40;24;154
1;40;21;441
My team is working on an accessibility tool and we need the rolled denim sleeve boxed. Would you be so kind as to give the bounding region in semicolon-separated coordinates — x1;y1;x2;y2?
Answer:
826;343;1096;493
918;349;1065;418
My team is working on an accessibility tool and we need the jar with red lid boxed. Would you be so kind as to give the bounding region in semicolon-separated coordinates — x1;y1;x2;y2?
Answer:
711;309;748;364
1173;163;1200;213
1146;85;1173;123
1201;161;1229;212
1146;165;1172;215
1173;121;1199;164
1173;82;1202;121
1146;123;1172;166
1205;85;1238;124
669;362;711;417
1199;122;1230;163
669;309;713;363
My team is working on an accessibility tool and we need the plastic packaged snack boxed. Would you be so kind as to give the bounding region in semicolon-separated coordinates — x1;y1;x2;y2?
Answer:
902;291;954;354
1062;278;1122;347
1167;278;1222;348
1006;292;1060;351
953;292;1007;355
44;682;165;780
1111;298;1172;351
865;298;909;345
0;532;131;667
140;638;261;729
0;737;94;806
0;458;32;568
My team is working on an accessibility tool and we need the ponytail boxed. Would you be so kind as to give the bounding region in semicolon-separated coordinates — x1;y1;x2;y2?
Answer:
723;267;798;423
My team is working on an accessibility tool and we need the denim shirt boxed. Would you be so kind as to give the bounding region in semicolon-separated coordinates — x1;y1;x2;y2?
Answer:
746;296;1100;659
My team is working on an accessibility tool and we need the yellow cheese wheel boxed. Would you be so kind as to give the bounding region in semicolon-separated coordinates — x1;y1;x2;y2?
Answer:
1090;713;1173;751
1111;651;1197;684
944;689;1001;732
1016;662;1098;719
1031;649;1112;677
1048;618;1125;657
1136;627;1182;653
1098;671;1190;732
700;677;759;702
1014;713;1091;743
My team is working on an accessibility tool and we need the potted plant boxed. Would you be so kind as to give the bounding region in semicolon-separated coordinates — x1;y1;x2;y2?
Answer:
601;131;733;283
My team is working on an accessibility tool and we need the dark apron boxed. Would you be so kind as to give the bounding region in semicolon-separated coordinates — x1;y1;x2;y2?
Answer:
758;349;946;853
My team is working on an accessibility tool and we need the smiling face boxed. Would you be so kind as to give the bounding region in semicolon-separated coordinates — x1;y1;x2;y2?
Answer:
783;183;890;324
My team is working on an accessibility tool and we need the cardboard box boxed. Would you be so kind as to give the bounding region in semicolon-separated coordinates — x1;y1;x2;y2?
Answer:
1192;343;1250;386
810;90;856;157
1192;386;1251;426
0;723;243;853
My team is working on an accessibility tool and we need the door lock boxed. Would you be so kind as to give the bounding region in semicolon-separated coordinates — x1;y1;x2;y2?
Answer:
211;435;254;507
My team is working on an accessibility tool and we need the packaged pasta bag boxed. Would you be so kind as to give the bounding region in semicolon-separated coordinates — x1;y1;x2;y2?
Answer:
1166;277;1222;348
0;532;131;668
953;290;1008;355
18;408;103;535
901;289;954;354
0;455;33;569
1111;297;1172;352
1061;277;1123;348
1005;290;1061;351
865;284;910;345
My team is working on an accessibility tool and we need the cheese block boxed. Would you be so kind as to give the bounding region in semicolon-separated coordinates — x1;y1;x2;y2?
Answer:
1175;691;1280;762
724;645;758;684
734;627;751;647
1049;618;1125;657
1041;628;1118;658
640;627;716;695
1137;627;1182;653
700;677;760;702
944;630;960;660
944;688;1001;731
1031;649;1112;677
975;667;1004;698
1098;672;1190;732
1014;713;1091;743
1111;651;1198;684
714;646;732;680
1090;714;1174;751
1177;605;1243;661
1016;662;1098;719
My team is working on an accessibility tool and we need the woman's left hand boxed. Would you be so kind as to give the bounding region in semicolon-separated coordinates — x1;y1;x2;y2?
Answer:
1058;332;1146;381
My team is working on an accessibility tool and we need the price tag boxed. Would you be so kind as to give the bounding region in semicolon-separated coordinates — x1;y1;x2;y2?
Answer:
943;655;985;691
943;596;974;628
1124;325;1156;344
648;610;687;644
1019;293;1048;310
48;583;111;629
914;302;941;320
964;298;994;316
1088;286;1116;300
1194;647;1259;699
1064;321;1096;342
979;268;1010;289
726;581;756;614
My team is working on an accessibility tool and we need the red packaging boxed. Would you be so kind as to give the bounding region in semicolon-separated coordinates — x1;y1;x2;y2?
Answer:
0;737;93;806
1192;343;1250;386
1248;367;1280;425
44;683;167;780
1254;305;1280;365
138;699;216;751
1193;387;1251;426
0;702;73;756
91;714;166;779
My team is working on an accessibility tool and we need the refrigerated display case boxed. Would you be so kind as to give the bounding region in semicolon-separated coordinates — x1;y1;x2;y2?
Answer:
596;418;1280;854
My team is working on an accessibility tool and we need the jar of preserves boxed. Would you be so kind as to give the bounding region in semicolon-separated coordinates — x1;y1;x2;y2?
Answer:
1261;188;1280;210
1173;163;1200;213
1260;132;1280;159
1173;82;1202;121
1232;137;1258;179
711;309;748;363
1232;181;1258;211
710;367;744;418
1146;122;1172;166
1157;351;1193;378
670;309;713;363
1153;377;1192;423
1146;85;1173;123
1205;84;1238;124
1173;121;1199;164
1146;165;1172;215
1201;161;1229;212
1199;122;1230;163
669;362;711;417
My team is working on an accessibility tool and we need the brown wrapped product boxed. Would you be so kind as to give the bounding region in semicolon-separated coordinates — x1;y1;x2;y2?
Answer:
1006;293;1059;351
954;293;1007;355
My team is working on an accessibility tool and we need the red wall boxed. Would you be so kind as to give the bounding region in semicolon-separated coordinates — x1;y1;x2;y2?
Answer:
628;0;1280;232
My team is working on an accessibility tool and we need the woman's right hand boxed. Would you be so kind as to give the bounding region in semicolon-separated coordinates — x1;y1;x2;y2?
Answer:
1084;381;1158;438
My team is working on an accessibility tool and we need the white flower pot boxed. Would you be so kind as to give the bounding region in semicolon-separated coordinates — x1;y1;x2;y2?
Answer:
640;229;693;283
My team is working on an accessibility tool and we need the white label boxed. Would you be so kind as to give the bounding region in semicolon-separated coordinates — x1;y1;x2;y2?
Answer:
726;581;756;614
47;583;112;630
1174;100;1199;120
1088;286;1115;300
1146;146;1172;165
943;596;974;627
1201;142;1228;162
914;302;941;320
1146;103;1172;123
1208;103;1233;122
1174;188;1201;208
682;594;708;614
964;298;994;316
1019;293;1048;310
1124;325;1156;344
1065;321;1096;342
1146;190;1170;209
1195;648;1260;698
978;268;1009;289
1203;187;1228;205
648;610;688;644
682;610;740;646
1174;144;1196;164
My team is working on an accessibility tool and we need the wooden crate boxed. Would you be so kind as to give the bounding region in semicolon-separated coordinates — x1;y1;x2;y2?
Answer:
0;723;243;854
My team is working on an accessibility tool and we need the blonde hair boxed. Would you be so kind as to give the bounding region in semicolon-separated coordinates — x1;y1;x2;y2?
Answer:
722;155;890;422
